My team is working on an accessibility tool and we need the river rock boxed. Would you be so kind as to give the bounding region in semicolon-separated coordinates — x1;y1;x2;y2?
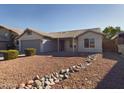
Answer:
59;69;66;74
18;83;25;88
40;77;45;82
66;68;70;73
76;65;81;69
54;79;59;83
33;75;40;80
85;59;91;63
34;80;42;88
37;86;43;89
26;80;34;85
49;78;55;85
72;66;76;69
27;85;32;89
44;75;50;79
44;80;51;86
53;72;59;78
64;74;69;79
86;63;91;66
44;85;51;89
24;86;30;89
69;67;75;73
73;68;80;72
59;74;64;78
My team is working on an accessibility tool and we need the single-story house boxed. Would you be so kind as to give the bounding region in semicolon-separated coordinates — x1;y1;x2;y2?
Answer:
16;28;104;54
0;25;21;50
112;32;124;55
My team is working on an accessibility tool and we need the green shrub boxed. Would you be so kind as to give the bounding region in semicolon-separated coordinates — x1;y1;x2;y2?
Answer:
24;48;36;56
0;50;19;60
0;50;8;53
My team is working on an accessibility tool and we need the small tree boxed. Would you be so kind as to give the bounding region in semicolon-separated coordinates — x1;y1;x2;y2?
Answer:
103;26;121;39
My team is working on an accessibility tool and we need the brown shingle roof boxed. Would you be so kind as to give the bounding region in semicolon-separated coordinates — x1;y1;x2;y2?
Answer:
16;28;52;39
0;25;22;35
48;28;103;38
17;27;103;39
26;28;52;38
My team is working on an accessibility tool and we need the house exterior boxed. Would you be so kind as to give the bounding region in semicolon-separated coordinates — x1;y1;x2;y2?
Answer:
0;25;21;50
112;32;124;55
17;28;104;54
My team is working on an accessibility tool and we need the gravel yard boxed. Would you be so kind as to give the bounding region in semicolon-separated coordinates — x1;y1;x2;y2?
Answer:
0;52;123;89
0;55;85;89
52;52;124;89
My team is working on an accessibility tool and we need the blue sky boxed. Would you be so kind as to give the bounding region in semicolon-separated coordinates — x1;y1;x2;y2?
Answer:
0;4;124;32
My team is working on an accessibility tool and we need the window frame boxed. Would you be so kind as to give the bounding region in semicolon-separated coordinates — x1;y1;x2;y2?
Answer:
84;38;95;48
84;38;89;48
69;39;77;48
69;39;73;48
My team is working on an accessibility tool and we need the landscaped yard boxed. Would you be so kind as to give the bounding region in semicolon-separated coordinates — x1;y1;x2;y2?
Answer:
0;54;85;88
0;52;123;89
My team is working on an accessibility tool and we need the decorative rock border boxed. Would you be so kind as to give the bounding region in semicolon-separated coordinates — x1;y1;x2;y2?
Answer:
16;54;97;89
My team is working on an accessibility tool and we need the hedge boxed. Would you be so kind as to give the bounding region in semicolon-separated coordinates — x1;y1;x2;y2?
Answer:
0;50;19;60
24;48;36;56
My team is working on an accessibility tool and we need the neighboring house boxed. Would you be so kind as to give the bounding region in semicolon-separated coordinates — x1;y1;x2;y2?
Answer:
17;28;103;54
112;32;124;55
0;25;21;50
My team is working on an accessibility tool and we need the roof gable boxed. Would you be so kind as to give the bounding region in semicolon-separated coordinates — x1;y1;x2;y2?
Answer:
16;28;52;40
17;27;103;39
0;25;22;35
49;28;103;38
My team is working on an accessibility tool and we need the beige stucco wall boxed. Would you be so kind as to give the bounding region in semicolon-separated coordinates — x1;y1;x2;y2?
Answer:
43;39;57;52
64;39;78;52
18;31;43;41
118;44;124;55
78;32;103;53
18;31;103;53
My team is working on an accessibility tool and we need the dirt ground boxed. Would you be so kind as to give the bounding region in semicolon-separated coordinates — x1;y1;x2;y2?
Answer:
52;52;124;89
0;55;85;89
0;52;123;89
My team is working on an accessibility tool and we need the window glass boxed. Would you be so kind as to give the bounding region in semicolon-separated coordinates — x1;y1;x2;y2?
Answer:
90;39;95;48
84;38;95;48
16;40;19;45
84;39;89;48
69;40;72;48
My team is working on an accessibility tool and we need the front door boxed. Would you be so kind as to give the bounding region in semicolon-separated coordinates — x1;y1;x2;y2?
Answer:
59;40;65;51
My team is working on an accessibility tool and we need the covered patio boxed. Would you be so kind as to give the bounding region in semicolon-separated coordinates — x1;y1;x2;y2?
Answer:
56;37;77;53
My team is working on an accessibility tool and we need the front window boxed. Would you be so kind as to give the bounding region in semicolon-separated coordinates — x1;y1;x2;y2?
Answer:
69;40;73;48
16;40;19;45
84;38;95;48
69;39;76;48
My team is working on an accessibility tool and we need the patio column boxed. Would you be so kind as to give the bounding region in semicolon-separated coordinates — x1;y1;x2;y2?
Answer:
19;40;21;52
72;37;75;53
57;38;59;52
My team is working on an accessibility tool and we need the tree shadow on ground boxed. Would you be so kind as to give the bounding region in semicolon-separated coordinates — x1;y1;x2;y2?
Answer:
96;52;124;89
